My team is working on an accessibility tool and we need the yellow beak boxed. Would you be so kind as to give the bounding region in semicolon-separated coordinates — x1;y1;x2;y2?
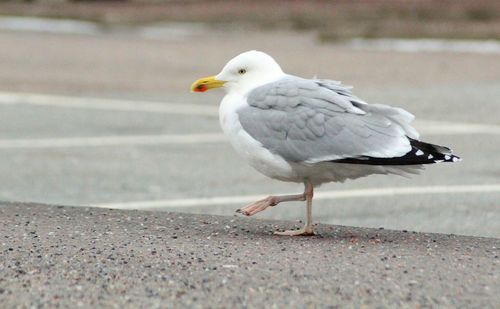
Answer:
191;75;226;92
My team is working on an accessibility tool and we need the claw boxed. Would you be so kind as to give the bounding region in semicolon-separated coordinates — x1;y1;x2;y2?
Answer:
235;208;250;216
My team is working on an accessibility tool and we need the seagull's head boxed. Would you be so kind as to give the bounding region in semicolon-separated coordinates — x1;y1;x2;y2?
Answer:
191;50;284;94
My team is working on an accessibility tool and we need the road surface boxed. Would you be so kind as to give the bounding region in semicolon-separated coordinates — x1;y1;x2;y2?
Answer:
1;203;499;308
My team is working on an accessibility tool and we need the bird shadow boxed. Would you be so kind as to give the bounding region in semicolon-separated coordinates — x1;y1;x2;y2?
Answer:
231;220;466;248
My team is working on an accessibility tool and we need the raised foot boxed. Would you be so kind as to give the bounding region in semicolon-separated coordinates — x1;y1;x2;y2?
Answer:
236;196;277;216
274;227;315;236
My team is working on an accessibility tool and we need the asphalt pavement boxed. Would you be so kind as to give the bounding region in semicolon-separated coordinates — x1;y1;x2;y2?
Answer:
1;203;499;308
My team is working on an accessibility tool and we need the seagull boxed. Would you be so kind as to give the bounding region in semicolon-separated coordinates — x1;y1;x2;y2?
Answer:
191;50;460;236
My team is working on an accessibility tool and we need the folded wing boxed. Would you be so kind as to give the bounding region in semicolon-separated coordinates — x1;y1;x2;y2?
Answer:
238;76;419;164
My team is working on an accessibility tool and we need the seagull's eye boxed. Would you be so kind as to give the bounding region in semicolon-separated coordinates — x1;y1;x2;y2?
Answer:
238;68;247;75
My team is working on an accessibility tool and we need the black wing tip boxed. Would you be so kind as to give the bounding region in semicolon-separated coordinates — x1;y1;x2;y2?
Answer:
412;139;461;164
436;154;462;164
331;139;461;166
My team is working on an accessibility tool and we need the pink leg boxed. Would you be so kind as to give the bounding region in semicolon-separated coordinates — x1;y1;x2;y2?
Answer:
274;181;315;236
237;180;316;236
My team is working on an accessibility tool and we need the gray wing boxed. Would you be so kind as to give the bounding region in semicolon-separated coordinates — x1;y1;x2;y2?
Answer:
238;76;419;163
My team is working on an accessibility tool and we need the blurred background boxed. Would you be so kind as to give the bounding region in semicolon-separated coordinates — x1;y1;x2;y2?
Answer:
0;0;498;237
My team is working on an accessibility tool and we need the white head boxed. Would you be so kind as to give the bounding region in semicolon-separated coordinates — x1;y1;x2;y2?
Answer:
191;50;284;95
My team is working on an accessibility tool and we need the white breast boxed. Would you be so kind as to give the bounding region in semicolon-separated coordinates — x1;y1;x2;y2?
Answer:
219;94;298;182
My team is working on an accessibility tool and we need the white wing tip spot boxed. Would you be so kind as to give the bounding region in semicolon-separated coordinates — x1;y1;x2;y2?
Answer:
416;150;424;156
428;154;434;159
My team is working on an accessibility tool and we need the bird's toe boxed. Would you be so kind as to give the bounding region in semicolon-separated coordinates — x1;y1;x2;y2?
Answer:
274;227;315;236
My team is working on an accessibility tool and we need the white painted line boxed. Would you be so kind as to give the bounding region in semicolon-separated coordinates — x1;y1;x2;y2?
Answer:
0;91;498;151
0;133;226;149
139;22;207;40
345;38;500;54
415;120;500;135
0;92;219;117
0;16;100;35
94;184;500;210
1;91;499;135
1;118;498;149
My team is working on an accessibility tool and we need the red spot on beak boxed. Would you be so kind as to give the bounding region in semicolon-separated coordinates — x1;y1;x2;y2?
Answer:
194;84;208;92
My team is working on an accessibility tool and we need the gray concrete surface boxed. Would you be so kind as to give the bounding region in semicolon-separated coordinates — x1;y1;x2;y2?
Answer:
0;203;499;308
0;26;499;237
